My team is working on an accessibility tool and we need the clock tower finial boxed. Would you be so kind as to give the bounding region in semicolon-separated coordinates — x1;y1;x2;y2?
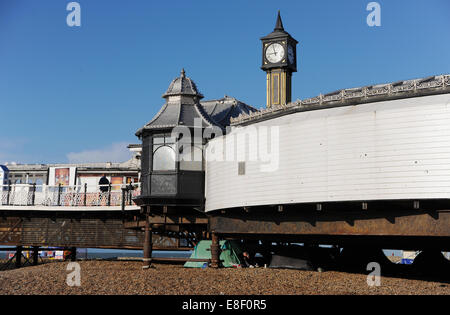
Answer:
261;12;298;108
274;10;284;31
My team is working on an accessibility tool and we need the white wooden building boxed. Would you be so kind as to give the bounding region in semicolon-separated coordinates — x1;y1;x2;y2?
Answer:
205;75;450;212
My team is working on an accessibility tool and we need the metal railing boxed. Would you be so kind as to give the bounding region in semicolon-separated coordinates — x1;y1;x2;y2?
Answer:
0;183;140;208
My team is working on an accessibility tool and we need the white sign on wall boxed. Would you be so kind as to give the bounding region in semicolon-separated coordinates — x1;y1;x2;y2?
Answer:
0;165;9;185
48;167;77;186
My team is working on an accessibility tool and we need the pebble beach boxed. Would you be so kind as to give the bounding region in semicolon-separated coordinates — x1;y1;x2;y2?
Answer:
0;260;448;295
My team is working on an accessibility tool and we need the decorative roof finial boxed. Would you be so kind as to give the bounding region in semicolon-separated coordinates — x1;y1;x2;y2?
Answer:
180;68;186;78
274;10;284;31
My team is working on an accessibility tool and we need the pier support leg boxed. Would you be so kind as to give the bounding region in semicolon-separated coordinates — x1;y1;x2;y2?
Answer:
32;246;39;266
142;208;153;269
15;246;22;268
70;247;77;262
210;232;220;268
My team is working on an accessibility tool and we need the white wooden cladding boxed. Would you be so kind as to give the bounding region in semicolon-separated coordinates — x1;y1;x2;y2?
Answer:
205;94;450;212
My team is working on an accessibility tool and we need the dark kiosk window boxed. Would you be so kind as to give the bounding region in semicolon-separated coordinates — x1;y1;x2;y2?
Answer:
180;145;204;171
152;134;176;171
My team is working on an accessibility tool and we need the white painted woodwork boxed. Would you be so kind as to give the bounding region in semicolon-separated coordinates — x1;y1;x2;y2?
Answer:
205;93;450;212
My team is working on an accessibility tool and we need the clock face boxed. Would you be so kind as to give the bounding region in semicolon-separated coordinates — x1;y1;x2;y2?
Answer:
288;45;295;64
265;43;285;63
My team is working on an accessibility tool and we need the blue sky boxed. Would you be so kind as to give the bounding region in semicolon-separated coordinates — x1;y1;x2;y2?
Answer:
1;0;449;164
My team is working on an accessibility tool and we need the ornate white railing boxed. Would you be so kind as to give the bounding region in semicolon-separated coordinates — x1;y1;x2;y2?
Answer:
0;184;140;208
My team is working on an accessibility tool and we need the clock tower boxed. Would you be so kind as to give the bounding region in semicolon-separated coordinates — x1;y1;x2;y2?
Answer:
261;11;298;108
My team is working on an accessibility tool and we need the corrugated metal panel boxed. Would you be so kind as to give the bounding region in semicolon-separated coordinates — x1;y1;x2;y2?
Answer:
0;217;183;249
20;218;144;248
205;94;450;212
0;218;22;244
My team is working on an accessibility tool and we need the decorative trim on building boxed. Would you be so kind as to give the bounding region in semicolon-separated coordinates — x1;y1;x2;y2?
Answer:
231;74;450;126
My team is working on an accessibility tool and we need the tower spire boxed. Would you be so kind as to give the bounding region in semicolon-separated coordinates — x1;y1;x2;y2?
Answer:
274;10;284;31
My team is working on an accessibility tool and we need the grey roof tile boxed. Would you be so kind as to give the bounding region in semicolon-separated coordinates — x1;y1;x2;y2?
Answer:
136;70;224;136
201;96;258;128
136;71;260;136
162;69;204;99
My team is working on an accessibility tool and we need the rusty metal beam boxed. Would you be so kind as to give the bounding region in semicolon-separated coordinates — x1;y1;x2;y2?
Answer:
142;211;152;269
210;232;220;268
123;216;208;229
209;209;450;237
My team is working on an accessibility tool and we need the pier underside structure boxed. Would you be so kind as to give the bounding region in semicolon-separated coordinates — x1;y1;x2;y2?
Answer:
0;211;210;248
208;204;450;251
1;202;450;251
0;184;209;267
0;184;449;269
